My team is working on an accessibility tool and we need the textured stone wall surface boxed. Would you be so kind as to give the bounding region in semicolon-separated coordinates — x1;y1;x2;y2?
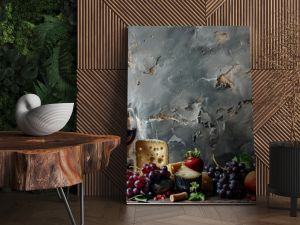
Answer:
128;26;252;164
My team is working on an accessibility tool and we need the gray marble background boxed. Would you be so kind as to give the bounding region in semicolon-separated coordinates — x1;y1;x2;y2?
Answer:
128;26;252;165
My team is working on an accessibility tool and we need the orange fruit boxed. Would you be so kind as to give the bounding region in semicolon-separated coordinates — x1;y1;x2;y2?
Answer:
244;171;256;193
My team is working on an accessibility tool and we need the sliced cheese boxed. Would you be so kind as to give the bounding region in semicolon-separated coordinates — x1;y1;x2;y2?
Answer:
167;162;183;174
175;165;202;179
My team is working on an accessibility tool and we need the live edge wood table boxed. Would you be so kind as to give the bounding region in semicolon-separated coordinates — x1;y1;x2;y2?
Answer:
0;131;120;225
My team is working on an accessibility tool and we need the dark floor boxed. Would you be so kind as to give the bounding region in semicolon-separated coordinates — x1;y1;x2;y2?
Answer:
0;192;299;225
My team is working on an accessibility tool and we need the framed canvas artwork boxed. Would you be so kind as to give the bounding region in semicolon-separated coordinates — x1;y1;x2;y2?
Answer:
127;26;255;204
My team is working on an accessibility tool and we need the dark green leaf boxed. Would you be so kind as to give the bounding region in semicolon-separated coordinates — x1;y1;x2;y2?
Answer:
189;182;200;193
129;195;149;203
3;67;14;77
3;78;12;86
232;152;254;170
188;192;205;201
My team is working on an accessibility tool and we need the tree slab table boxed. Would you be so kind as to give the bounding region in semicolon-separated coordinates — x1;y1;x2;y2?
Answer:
0;131;120;225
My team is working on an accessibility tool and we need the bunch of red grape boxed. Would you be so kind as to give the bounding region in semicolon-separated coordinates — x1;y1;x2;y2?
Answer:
204;161;248;199
126;171;147;197
126;163;172;199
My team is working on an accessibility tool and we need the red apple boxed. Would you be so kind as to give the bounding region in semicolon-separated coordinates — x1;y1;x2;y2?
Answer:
244;171;256;193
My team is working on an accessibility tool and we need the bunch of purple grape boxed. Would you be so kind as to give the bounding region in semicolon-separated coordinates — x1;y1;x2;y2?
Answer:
126;163;172;198
204;161;247;199
146;165;171;181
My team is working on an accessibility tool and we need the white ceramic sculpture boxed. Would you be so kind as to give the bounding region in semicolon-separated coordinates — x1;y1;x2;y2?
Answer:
16;94;74;136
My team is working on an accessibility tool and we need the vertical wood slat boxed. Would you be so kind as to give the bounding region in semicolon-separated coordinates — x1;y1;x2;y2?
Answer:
207;0;299;70
77;0;127;70
256;157;269;196
77;0;300;199
78;0;207;70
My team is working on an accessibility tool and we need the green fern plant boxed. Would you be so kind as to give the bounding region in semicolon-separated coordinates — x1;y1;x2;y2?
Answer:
33;15;75;101
0;44;38;130
0;95;16;130
33;15;76;130
0;2;76;132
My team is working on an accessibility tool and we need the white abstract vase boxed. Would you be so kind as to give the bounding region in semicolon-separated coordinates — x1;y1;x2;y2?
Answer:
16;94;74;136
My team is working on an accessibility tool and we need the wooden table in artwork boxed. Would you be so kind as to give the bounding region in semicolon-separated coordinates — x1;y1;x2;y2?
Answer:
0;132;120;225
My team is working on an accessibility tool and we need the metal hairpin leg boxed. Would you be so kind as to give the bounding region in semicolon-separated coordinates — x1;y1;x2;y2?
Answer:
57;187;70;200
56;183;84;225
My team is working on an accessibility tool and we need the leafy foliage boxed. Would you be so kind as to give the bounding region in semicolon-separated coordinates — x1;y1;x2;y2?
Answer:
8;0;62;23
185;148;201;159
33;15;76;104
0;95;16;130
61;0;77;26
232;152;255;170
188;182;205;201
188;192;205;201
0;44;38;129
189;181;200;193
32;15;76;131
0;0;77;131
0;44;38;94
129;194;149;203
0;3;35;55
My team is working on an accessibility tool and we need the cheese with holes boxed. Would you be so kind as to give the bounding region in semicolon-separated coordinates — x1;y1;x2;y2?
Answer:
135;139;168;169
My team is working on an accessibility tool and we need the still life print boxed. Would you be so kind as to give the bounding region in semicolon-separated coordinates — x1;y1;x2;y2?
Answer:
127;26;255;204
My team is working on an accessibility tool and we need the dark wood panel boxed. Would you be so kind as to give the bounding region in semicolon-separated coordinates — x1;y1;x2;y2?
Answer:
77;0;300;198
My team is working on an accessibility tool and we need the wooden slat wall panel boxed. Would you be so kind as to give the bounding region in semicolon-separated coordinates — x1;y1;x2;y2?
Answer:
252;70;294;132
256;157;269;196
104;0;206;26
255;104;292;165
77;0;300;199
207;0;299;70
206;0;226;17
77;69;127;200
77;0;128;69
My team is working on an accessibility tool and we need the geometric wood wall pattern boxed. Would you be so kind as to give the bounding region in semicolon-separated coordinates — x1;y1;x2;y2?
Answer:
77;0;300;200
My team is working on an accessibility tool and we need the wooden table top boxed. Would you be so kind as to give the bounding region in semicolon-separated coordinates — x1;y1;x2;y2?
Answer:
0;131;120;151
0;132;120;191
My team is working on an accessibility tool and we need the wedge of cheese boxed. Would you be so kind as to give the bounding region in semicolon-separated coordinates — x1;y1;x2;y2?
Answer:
167;162;183;174
135;139;168;169
175;165;202;179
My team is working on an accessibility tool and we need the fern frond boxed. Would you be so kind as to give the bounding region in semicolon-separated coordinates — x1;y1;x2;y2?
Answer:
33;15;76;104
33;15;69;55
